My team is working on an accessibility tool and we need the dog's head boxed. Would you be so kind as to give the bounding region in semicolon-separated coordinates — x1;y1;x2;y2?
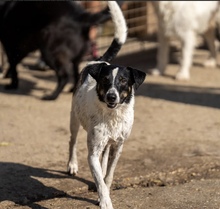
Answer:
87;62;146;109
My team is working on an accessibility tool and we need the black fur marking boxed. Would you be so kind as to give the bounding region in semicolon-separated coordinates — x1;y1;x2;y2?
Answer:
87;63;108;82
127;67;146;90
98;39;122;62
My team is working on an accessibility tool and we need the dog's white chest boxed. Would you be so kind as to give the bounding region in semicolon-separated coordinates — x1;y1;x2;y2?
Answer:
100;109;133;141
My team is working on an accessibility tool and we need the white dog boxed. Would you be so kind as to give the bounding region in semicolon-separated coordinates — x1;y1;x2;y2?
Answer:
67;1;146;209
151;1;220;80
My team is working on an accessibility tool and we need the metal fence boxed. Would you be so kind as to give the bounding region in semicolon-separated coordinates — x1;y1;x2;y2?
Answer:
86;1;158;58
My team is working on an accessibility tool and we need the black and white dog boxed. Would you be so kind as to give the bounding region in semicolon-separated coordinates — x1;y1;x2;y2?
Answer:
67;1;146;209
0;2;111;100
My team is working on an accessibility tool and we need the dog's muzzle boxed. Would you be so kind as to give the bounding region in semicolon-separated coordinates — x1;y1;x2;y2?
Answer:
105;92;118;109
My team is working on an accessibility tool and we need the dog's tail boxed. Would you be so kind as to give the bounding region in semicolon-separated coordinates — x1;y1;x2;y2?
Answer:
98;1;127;62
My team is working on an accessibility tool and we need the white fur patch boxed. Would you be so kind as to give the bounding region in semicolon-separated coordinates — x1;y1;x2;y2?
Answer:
112;67;118;85
87;60;110;66
107;1;127;44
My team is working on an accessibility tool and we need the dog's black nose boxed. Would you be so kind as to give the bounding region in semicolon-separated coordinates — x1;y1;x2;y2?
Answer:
106;93;117;102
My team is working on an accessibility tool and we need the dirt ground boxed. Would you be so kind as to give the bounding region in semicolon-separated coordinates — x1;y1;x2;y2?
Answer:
0;46;220;209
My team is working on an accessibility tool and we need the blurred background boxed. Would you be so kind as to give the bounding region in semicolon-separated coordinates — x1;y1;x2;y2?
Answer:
0;1;158;71
77;1;158;60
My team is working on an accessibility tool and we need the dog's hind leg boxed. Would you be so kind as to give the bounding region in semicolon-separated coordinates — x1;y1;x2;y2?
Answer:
104;142;123;191
176;31;196;80
42;61;70;100
67;107;80;175
203;26;217;68
42;70;68;100
151;24;170;76
4;63;18;90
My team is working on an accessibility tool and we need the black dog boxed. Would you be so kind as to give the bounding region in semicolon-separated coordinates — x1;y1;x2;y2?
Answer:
0;1;111;100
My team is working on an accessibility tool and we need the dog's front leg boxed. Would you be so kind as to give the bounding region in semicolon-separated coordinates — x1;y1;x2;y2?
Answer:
42;71;68;100
68;108;80;175
104;142;124;191
87;131;113;209
101;144;111;178
203;26;217;68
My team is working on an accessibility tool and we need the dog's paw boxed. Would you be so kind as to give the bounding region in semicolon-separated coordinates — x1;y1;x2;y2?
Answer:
0;72;4;79
149;68;161;76
41;94;57;101
203;58;217;68
1;70;11;79
99;197;114;209
175;71;190;80
67;162;78;176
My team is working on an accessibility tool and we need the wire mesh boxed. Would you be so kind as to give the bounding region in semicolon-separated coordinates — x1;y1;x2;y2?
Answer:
84;1;158;58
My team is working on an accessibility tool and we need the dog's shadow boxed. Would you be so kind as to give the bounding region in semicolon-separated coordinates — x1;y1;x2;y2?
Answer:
0;77;56;100
0;162;97;209
0;77;37;96
137;82;220;109
0;73;60;100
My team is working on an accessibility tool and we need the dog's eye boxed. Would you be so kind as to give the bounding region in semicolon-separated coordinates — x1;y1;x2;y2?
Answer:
119;77;127;84
103;77;110;84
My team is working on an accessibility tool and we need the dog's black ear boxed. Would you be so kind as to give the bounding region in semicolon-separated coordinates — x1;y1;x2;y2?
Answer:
88;63;107;81
127;67;146;90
